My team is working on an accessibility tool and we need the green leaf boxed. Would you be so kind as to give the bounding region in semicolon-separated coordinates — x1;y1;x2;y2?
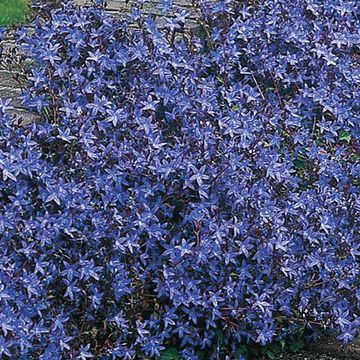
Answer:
215;329;225;345
280;339;286;350
265;350;276;359
216;76;224;84
158;348;181;360
294;157;306;170
339;130;351;142
268;342;282;354
289;340;305;353
235;345;249;359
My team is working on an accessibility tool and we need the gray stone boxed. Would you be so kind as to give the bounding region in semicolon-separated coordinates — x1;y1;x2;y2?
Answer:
8;108;40;126
0;70;21;88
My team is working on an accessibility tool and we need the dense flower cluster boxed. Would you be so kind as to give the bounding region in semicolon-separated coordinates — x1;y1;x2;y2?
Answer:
0;0;359;358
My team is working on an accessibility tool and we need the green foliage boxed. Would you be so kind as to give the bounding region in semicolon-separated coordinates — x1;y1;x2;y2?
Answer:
339;130;351;142
0;0;29;27
288;339;305;353
234;344;249;358
157;331;306;359
294;155;306;171
262;342;283;359
234;334;306;359
215;329;225;346
158;348;181;360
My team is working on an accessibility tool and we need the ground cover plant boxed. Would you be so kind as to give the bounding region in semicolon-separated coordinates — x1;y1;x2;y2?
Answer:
0;0;30;27
0;0;359;358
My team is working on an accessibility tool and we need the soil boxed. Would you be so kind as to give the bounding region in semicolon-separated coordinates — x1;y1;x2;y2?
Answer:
277;336;360;360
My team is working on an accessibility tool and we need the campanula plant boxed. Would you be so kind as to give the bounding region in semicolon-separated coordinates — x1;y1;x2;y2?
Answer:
0;0;359;358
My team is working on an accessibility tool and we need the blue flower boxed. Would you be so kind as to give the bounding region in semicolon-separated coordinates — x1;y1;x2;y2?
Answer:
0;0;358;357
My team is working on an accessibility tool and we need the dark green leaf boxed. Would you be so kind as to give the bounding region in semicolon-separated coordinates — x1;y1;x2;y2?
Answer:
215;329;225;345
294;157;306;170
339;130;351;142
266;350;276;359
289;340;305;353
158;348;181;360
235;345;249;359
